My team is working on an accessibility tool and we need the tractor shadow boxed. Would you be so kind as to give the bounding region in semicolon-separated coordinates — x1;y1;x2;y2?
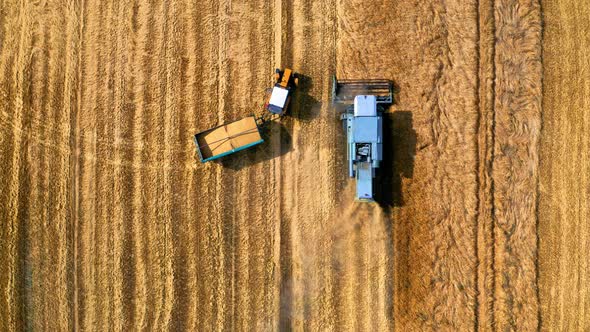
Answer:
218;120;292;171
375;111;416;209
289;73;320;122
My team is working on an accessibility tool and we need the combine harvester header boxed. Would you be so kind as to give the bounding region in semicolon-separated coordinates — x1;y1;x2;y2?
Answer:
333;76;393;202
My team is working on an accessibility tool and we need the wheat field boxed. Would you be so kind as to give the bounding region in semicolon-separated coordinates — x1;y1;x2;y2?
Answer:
0;0;587;330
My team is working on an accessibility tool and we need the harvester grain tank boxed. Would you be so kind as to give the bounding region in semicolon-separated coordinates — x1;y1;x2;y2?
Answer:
194;68;299;162
332;77;393;202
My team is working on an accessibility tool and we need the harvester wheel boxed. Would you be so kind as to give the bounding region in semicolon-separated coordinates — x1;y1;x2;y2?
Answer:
294;77;300;87
274;73;280;81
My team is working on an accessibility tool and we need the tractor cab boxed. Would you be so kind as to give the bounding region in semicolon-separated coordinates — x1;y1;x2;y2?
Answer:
266;68;299;116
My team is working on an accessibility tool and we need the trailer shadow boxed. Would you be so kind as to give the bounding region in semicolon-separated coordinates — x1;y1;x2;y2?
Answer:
218;120;292;171
375;111;416;209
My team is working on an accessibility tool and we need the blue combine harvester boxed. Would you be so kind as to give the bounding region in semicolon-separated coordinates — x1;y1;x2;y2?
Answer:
332;77;393;202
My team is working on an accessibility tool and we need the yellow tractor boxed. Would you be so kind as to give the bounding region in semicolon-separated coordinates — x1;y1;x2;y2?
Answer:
265;68;299;116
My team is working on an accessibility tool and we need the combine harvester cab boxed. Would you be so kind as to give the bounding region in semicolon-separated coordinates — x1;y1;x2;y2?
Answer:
194;68;298;163
333;77;393;202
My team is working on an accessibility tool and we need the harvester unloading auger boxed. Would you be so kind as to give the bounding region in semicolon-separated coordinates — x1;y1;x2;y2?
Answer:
332;76;393;202
193;68;299;162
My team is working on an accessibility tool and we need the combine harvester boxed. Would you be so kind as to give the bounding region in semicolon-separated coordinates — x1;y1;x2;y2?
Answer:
194;68;298;162
332;76;393;202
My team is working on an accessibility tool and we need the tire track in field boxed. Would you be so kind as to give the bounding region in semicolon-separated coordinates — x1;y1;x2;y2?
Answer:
79;1;164;329
112;1;152;327
41;2;76;329
28;5;52;329
167;0;200;329
211;38;231;332
0;1;35;329
476;0;497;329
72;0;85;329
277;0;338;329
96;3;119;329
76;2;147;327
77;0;105;328
161;0;186;330
64;2;82;331
277;0;299;327
270;3;285;329
196;1;229;329
275;1;296;330
115;1;140;329
109;1;131;330
147;1;166;329
540;0;590;329
191;1;224;330
174;1;217;330
138;1;169;329
94;1;117;327
128;0;150;328
158;0;176;328
13;1;77;329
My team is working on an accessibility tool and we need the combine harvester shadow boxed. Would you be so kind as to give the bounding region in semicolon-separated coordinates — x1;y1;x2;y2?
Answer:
375;110;416;209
